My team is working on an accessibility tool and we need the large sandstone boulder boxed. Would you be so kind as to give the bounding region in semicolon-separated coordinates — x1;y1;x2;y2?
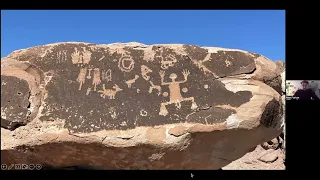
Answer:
1;42;284;170
274;60;285;75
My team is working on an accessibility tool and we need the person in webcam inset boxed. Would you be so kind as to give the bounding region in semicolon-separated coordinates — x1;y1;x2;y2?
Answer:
293;80;320;100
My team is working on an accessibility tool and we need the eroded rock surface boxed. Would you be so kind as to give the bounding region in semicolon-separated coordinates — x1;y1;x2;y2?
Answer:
1;58;43;130
1;42;284;170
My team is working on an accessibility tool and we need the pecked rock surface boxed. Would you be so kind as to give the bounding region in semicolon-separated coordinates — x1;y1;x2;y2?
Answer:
1;42;284;170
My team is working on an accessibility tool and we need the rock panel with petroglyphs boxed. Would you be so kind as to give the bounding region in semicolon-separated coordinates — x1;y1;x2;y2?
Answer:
1;42;284;170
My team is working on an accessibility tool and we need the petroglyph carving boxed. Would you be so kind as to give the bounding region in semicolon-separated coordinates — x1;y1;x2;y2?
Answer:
204;115;211;125
102;69;112;82
86;88;91;95
118;56;135;72
125;75;139;88
148;81;161;96
140;110;148;116
141;65;152;80
87;68;93;79
92;68;101;91
159;55;177;69
44;71;55;86
57;50;67;63
44;76;52;86
71;48;82;64
159;70;198;116
120;121;127;126
108;107;118;119
98;84;123;99
182;87;188;93
191;53;219;78
98;55;105;61
71;47;92;64
225;60;232;67
76;68;87;90
111;112;117;119
82;48;92;64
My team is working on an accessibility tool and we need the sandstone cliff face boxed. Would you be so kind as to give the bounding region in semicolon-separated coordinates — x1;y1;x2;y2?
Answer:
1;42;284;170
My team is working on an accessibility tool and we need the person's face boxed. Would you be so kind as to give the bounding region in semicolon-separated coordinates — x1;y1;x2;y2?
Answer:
302;82;308;90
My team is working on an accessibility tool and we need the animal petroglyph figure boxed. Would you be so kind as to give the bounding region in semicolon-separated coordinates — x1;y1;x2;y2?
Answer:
191;53;219;78
102;69;112;82
148;81;161;96
159;70;198;116
141;65;153;80
125;75;139;88
98;84;123;99
160;55;177;70
92;68;101;91
118;56;135;72
76;68;87;90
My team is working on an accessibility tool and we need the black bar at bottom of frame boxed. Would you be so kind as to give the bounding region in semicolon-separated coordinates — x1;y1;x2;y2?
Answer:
1;169;286;178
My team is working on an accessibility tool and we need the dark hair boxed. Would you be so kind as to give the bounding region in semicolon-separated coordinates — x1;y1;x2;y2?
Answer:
301;80;309;84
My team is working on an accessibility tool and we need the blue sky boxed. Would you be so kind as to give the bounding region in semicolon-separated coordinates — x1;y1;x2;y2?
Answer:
1;10;285;61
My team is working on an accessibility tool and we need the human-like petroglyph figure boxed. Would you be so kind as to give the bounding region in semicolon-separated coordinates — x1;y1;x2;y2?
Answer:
102;69;112;82
76;67;87;90
118;56;135;72
159;55;177;70
92;68;101;91
141;65;153;81
159;69;198;116
98;84;123;99
148;81;161;96
86;88;91;95
125;75;139;88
